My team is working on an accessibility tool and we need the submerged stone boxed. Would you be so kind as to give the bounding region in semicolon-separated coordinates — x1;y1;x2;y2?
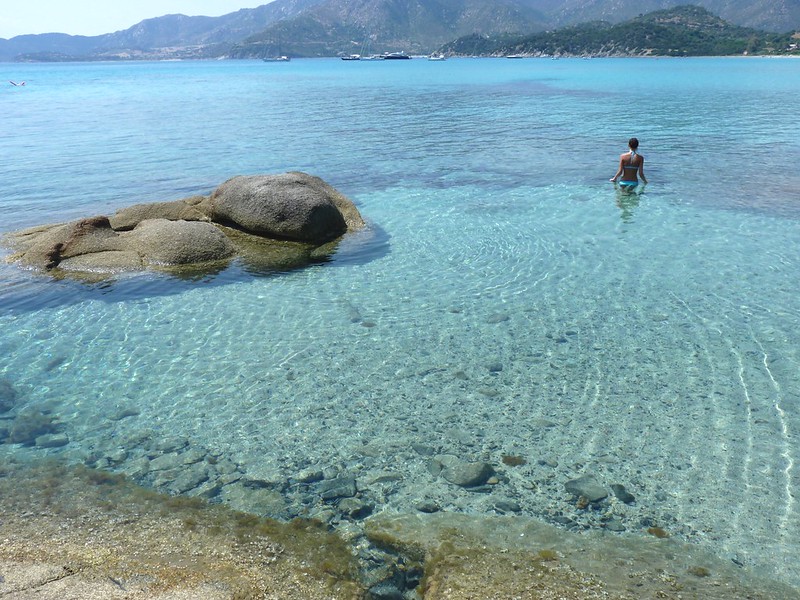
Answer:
564;475;607;503
415;500;441;513
219;482;290;519
319;476;358;500
34;433;69;448
494;499;522;513
611;483;636;504
168;463;211;494
435;455;495;488
367;581;405;600
7;412;60;445
338;497;373;519
0;378;17;413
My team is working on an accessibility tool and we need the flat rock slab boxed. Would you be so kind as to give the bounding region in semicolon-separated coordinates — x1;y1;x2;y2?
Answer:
0;560;231;599
0;460;363;600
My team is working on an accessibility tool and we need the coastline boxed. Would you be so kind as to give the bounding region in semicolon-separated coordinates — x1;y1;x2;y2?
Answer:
2;52;799;66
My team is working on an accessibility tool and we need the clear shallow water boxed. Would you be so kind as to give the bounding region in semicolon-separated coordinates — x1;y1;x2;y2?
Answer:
1;57;799;590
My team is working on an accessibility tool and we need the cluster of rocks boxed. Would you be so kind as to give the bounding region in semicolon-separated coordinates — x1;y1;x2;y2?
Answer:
3;374;685;598
2;172;366;278
2;373;656;541
2;376;649;538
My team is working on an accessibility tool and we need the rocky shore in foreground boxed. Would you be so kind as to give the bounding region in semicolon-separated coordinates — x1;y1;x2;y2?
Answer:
1;456;795;600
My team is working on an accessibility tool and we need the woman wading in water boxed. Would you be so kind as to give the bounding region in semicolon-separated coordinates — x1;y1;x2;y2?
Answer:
610;137;648;189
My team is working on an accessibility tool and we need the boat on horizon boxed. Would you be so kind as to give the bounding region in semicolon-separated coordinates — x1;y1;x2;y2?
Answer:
263;56;290;62
382;52;411;60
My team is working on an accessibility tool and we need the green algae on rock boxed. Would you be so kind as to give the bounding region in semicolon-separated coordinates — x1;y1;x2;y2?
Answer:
364;512;800;599
6;411;61;445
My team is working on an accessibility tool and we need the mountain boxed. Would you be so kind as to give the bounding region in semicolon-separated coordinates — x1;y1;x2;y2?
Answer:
444;5;800;56
524;0;800;34
99;0;324;48
229;0;551;57
1;0;798;61
0;0;323;61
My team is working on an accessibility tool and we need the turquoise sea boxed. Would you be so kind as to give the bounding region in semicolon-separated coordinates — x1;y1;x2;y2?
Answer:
1;57;800;593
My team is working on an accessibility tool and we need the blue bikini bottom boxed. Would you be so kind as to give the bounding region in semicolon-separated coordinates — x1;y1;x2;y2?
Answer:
618;180;638;187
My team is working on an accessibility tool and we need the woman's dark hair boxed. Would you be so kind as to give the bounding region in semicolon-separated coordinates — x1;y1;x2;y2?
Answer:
628;138;639;150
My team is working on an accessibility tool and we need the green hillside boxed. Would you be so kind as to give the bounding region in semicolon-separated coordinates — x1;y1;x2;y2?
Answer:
4;1;799;61
444;5;800;57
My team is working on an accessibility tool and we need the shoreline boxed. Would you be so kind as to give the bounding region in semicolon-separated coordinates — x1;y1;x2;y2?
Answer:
3;53;800;65
1;455;797;599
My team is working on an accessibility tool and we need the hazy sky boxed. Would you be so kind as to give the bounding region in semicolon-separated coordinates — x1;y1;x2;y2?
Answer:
0;1;272;39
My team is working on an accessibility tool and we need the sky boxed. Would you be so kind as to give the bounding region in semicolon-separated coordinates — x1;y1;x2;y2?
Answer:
0;1;272;39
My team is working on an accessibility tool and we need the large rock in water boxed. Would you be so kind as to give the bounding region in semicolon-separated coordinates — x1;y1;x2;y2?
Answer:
208;172;363;243
2;173;366;278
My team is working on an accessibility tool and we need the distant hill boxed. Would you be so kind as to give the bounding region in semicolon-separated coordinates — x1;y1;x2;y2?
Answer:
0;0;323;61
526;0;800;34
228;0;550;57
1;0;798;61
444;5;800;57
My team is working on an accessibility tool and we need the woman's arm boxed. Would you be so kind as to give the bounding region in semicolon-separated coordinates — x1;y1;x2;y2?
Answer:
610;157;624;182
638;157;648;184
